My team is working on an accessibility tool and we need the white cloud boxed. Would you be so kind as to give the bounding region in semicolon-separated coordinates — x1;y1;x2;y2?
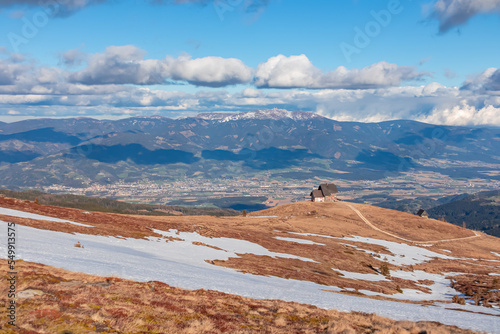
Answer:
68;46;253;87
461;67;500;92
68;45;164;85
431;0;500;33
418;100;500;126
1;84;500;126
165;55;253;87
59;48;88;68
1;49;500;126
255;55;427;89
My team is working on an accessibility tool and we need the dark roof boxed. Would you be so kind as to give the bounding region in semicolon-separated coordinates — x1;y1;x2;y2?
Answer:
319;183;338;196
416;209;428;217
310;190;324;198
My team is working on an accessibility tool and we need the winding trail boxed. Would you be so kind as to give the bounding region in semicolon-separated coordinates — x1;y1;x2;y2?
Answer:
342;202;481;245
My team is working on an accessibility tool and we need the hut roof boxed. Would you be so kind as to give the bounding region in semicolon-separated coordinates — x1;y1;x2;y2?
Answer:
310;190;324;198
416;209;428;217
319;183;338;196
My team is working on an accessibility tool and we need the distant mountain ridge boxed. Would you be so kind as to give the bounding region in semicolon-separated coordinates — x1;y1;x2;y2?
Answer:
0;109;499;193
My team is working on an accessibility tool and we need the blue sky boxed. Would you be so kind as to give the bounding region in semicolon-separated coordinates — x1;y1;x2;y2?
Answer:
0;0;500;125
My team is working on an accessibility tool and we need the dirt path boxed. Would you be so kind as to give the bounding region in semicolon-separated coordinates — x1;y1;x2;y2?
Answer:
342;202;481;245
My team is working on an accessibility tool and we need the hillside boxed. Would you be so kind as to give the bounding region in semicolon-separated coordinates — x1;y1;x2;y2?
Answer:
427;190;500;237
0;260;478;334
1;196;499;333
371;193;470;216
0;189;239;216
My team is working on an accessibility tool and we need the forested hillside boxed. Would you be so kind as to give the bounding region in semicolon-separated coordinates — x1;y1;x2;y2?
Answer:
427;190;500;237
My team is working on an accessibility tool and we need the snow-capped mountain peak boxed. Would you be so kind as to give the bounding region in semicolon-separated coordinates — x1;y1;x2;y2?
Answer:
197;109;323;122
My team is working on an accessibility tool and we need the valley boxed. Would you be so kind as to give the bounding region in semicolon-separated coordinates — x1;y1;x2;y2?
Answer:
1;110;499;212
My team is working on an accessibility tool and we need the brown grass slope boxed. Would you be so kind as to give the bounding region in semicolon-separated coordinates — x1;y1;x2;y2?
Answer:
0;260;482;334
1;196;500;312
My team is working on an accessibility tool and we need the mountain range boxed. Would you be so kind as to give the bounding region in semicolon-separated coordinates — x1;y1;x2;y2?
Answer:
1;109;500;191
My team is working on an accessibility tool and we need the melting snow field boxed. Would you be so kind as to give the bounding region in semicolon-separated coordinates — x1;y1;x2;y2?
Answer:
1;223;499;333
289;232;456;266
360;271;465;302
338;235;456;266
334;269;389;282
274;236;325;246
0;207;93;227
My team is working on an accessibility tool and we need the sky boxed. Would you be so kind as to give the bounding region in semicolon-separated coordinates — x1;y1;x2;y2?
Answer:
0;0;499;126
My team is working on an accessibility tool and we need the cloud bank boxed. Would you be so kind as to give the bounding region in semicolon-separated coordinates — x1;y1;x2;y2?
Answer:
1;48;500;127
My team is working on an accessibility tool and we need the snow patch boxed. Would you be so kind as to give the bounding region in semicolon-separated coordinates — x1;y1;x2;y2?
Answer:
154;229;317;263
218;109;322;122
288;232;456;266
274;236;325;246
1;224;499;333
386;271;463;301
0;207;93;227
339;235;456;266
335;269;389;282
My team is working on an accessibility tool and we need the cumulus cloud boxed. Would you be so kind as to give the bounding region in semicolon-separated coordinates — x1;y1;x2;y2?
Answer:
68;46;252;87
461;67;500;92
0;54;34;85
165;55;253;87
59;48;88;68
68;46;165;85
418;100;500;126
430;0;500;33
486;69;500;91
254;55;427;89
0;53;109;95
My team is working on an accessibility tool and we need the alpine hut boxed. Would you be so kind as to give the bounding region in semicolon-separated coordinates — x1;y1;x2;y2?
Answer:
310;183;338;202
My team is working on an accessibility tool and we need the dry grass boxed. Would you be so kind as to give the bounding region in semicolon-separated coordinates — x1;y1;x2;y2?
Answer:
451;274;500;308
1;196;500;320
0;260;482;334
